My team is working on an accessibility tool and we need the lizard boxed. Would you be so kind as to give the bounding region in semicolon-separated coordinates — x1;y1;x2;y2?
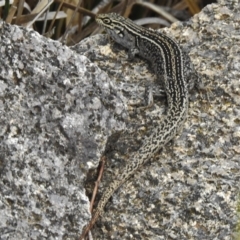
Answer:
79;12;199;239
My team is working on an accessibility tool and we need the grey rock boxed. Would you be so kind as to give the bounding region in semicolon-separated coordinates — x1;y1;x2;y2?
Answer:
1;0;240;239
76;0;240;240
0;20;127;239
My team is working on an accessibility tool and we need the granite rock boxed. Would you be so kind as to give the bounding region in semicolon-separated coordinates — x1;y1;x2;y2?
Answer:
0;19;127;239
76;0;240;239
0;0;240;239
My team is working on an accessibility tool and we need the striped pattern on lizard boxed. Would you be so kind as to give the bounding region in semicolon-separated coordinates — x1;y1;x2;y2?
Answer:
79;12;198;239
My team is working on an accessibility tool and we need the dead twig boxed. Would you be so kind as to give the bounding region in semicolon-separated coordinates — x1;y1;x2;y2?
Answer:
90;156;106;213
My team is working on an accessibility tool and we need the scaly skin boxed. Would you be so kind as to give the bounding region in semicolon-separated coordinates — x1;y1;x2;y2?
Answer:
79;12;192;239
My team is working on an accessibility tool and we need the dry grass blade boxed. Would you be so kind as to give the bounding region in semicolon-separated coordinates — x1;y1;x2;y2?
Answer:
46;0;64;37
134;17;170;27
61;0;83;44
3;0;32;24
5;0;18;23
35;11;66;22
15;0;24;24
136;0;178;23
54;0;95;17
90;156;106;213
82;0;113;26
23;0;53;28
71;0;129;43
185;0;201;14
121;0;136;18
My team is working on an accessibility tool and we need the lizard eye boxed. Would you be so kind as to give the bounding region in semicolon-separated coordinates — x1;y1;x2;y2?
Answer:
103;19;111;24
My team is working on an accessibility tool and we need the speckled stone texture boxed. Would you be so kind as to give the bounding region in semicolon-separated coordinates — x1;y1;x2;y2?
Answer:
0;19;127;239
76;0;240;239
0;0;240;239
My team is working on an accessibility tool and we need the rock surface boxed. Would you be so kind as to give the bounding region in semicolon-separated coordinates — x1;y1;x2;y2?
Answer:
0;0;240;239
0;17;127;239
77;0;240;239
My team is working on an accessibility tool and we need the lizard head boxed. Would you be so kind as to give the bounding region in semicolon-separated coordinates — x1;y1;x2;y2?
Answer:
96;13;126;38
95;13;142;49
